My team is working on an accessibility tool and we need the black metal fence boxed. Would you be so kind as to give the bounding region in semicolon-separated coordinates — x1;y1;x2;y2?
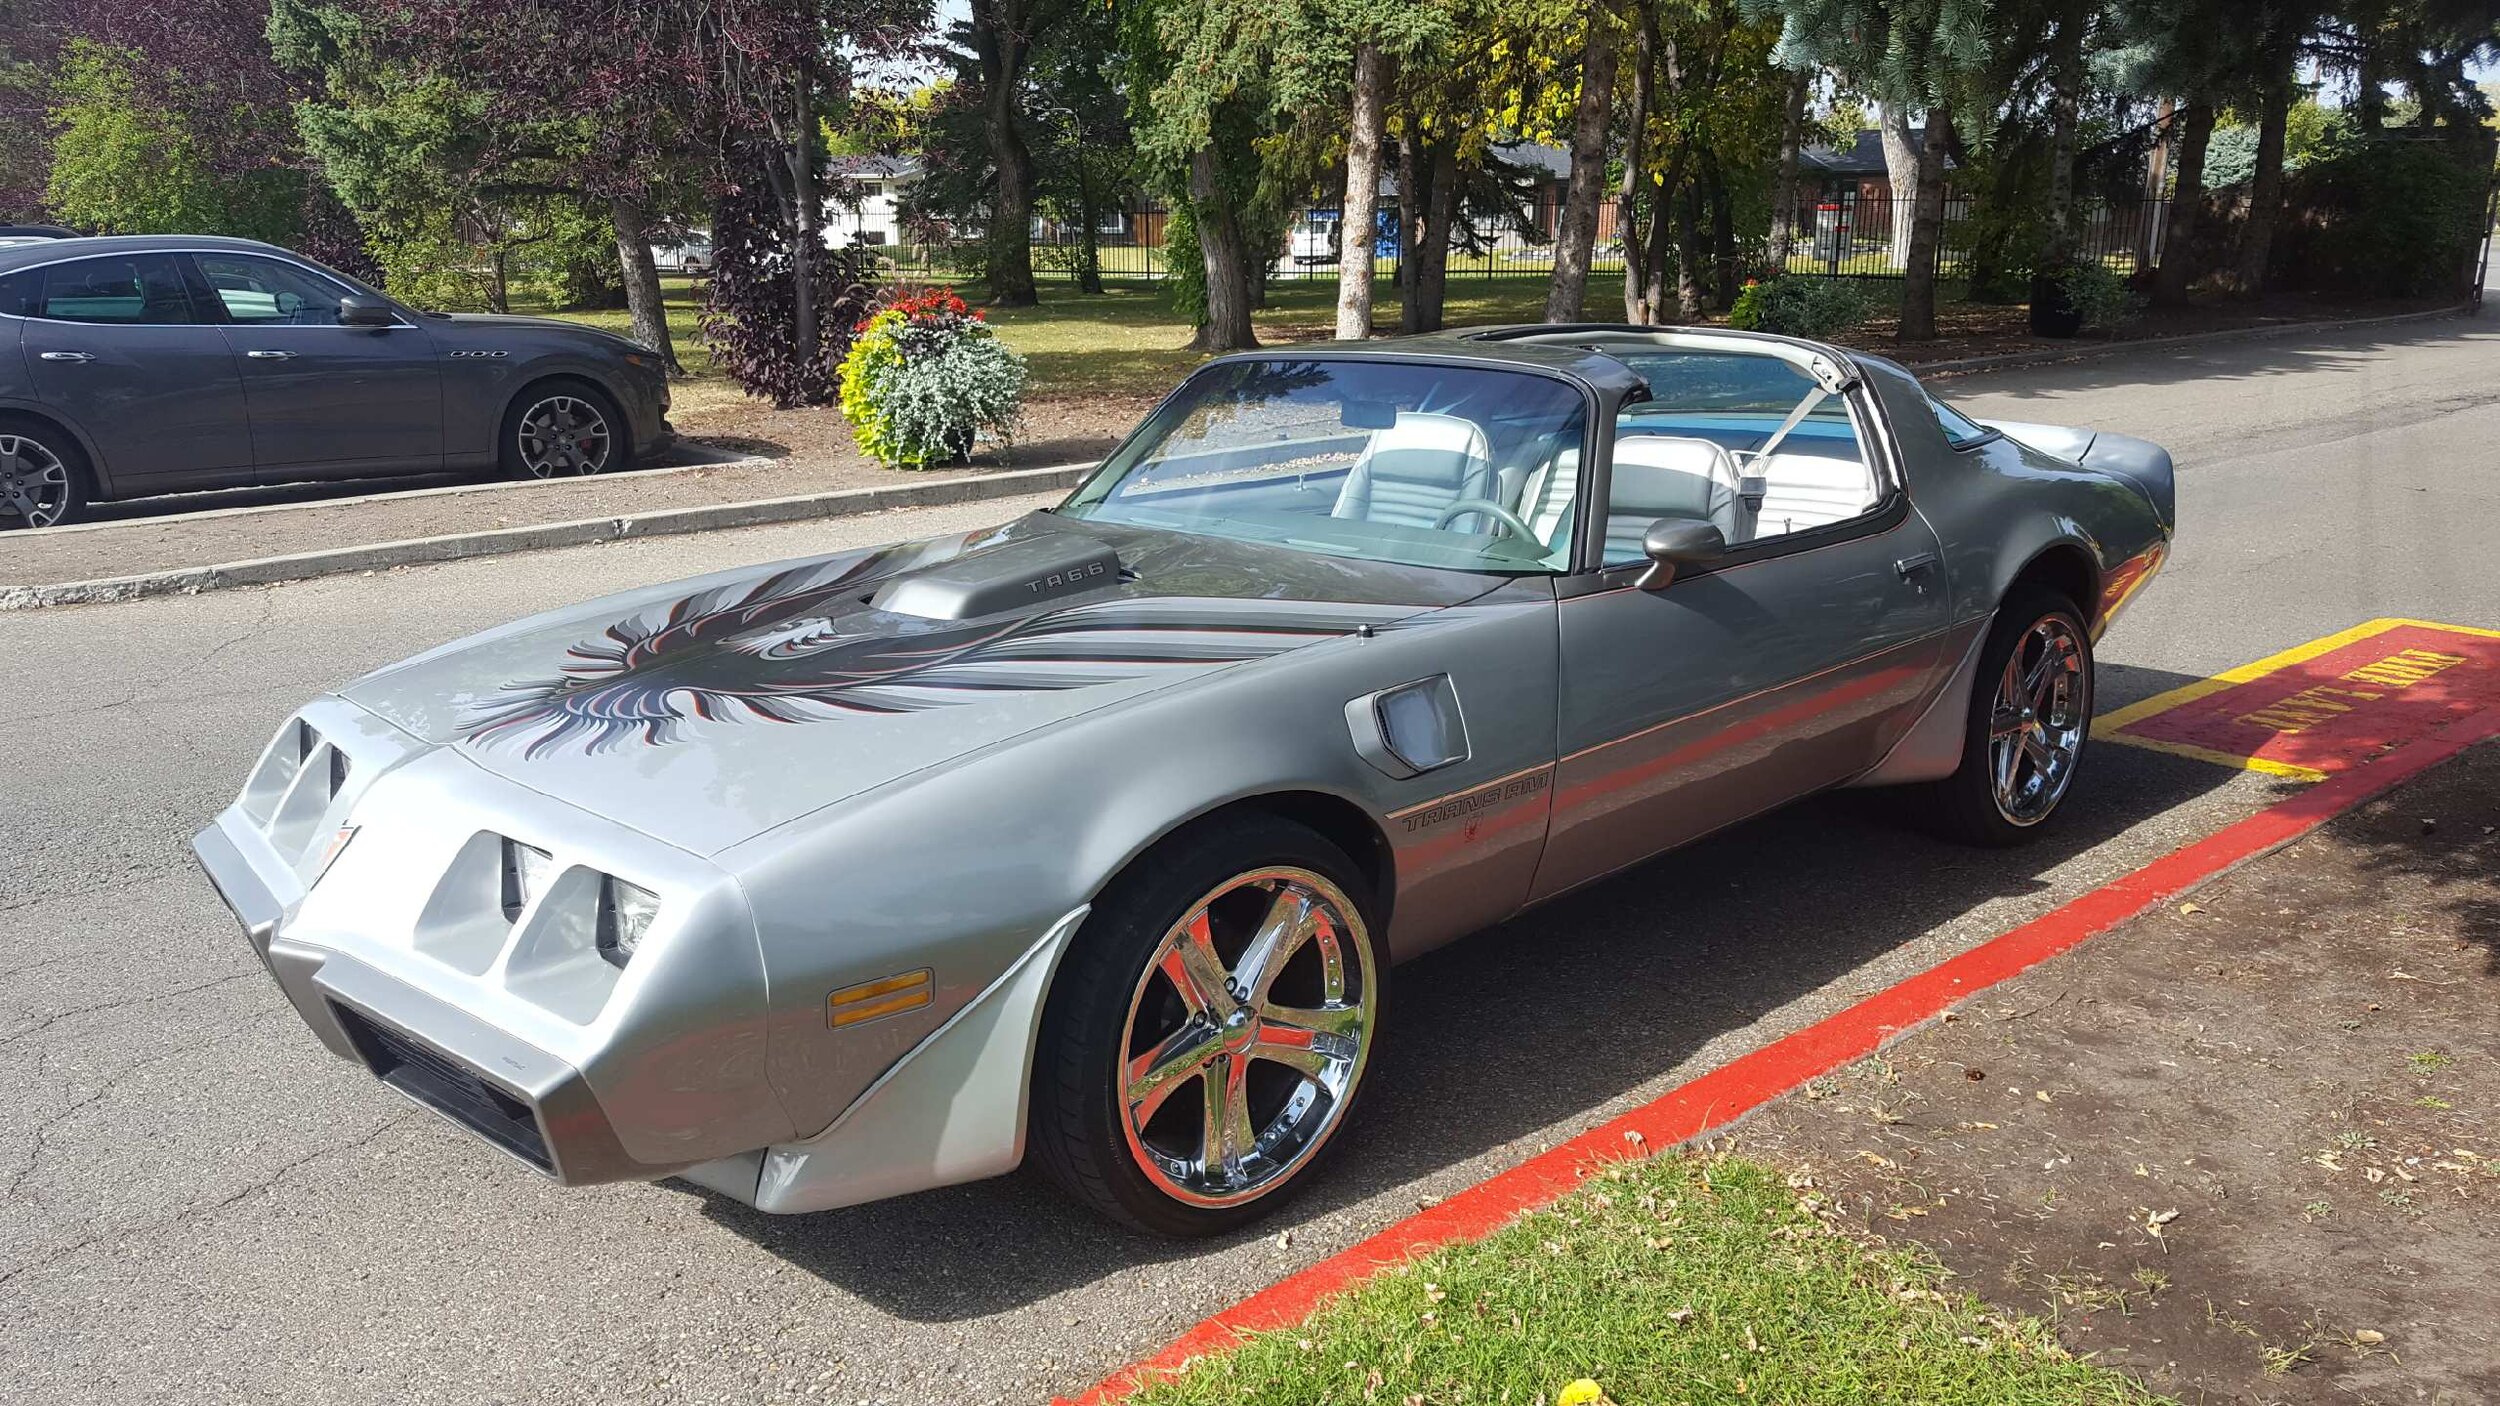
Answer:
872;192;2187;286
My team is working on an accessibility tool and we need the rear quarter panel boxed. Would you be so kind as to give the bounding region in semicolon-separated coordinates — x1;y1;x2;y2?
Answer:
1865;360;2169;632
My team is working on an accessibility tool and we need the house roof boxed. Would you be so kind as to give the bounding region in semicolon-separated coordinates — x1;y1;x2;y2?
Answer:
1800;129;1954;177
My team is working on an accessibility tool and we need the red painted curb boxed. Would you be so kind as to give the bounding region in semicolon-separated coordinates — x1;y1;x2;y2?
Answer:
1060;707;2500;1406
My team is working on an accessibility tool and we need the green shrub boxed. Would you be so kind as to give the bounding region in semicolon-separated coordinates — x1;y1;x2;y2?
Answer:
44;41;303;242
2056;260;2141;330
1726;275;1872;338
2277;138;2487;298
838;288;1028;469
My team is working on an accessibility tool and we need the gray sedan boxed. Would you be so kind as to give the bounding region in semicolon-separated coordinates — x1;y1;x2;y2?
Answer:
193;327;2171;1236
0;235;674;528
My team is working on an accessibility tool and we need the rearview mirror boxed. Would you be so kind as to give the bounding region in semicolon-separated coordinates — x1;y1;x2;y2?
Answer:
1638;518;1727;590
339;295;396;327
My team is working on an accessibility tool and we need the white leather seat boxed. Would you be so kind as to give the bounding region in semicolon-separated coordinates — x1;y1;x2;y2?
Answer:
1331;412;1495;530
1746;451;1880;536
1601;436;1750;563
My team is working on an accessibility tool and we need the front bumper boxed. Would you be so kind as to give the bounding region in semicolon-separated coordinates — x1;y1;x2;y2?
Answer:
195;808;665;1185
191;699;792;1187
195;696;1090;1215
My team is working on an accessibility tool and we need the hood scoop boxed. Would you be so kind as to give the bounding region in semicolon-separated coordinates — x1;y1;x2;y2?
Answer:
870;532;1125;620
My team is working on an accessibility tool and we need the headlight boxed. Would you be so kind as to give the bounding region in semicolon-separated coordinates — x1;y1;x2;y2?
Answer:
595;876;662;968
501;838;555;922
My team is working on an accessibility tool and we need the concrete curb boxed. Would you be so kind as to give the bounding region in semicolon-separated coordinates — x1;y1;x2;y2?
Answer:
1911;302;2475;378
0;460;1095;611
23;446;778;540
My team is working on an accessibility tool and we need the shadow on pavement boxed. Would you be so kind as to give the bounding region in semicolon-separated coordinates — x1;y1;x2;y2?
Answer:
1932;313;2494;405
74;439;764;526
690;663;2272;1320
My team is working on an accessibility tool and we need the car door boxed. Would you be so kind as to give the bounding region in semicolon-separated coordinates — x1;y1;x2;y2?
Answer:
1529;386;1952;902
190;251;444;480
17;252;255;493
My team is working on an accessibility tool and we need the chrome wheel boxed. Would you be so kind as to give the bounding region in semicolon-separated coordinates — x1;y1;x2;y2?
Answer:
1118;867;1375;1209
515;395;614;477
1988;614;2089;825
0;433;72;528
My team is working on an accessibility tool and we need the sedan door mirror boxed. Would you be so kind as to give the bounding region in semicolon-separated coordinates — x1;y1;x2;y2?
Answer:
338;295;397;328
1638;518;1727;590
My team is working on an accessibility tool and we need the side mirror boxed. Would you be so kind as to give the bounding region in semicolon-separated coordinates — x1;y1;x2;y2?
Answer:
1638;518;1726;590
338;295;396;327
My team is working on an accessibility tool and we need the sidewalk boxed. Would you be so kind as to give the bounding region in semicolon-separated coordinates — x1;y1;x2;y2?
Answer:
1737;742;2500;1404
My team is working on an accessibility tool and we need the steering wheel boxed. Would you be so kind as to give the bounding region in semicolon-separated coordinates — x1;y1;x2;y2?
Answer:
1432;498;1542;543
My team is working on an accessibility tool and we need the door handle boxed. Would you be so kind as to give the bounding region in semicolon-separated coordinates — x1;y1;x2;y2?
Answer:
245;350;297;360
37;350;94;363
1894;551;1939;579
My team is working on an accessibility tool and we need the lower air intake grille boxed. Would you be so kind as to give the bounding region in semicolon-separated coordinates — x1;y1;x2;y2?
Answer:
332;1003;552;1172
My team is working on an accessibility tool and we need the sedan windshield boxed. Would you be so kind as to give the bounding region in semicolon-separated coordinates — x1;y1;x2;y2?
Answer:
1058;358;1588;574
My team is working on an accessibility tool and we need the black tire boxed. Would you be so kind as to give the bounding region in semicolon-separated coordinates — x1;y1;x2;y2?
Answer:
1914;585;2096;847
0;413;93;530
1028;813;1385;1237
499;378;628;479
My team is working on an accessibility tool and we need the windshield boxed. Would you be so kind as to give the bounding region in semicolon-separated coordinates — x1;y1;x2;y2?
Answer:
1059;358;1588;574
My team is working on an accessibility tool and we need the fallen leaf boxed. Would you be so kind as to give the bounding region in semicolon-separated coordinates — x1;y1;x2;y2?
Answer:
2143;1208;2181;1237
2178;902;2205;915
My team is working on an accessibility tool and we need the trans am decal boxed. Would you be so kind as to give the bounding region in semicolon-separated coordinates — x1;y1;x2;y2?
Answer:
463;543;1412;757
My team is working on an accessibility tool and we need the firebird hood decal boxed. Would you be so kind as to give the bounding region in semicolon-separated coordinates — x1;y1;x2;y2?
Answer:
461;551;1414;757
338;516;1481;853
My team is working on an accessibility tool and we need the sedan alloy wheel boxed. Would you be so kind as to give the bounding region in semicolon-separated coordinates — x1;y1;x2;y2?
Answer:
0;433;74;529
1118;867;1375;1208
515;395;615;477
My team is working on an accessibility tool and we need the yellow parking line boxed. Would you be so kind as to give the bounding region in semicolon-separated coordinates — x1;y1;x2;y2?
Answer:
2094;617;2500;779
2093;617;2413;736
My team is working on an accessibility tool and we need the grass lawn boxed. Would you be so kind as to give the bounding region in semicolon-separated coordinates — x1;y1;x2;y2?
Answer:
526;273;1596;403
1128;1154;2160;1406
513;275;717;378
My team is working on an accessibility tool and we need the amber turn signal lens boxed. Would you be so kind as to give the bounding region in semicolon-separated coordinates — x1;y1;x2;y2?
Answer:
828;968;933;1027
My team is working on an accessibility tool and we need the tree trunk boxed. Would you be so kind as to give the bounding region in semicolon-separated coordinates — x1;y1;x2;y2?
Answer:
1765;67;1811;271
1335;41;1387;339
1673;179;1705;319
1189;146;1256;351
2234;49;2293;298
2043;1;2085;262
1879;103;1918;269
1401;138;1456;334
791;64;819;379
1544;15;1616;322
2137;97;2173;270
1897;105;1954;341
1395;129;1415;294
972;0;1037;306
608;197;681;374
1074;161;1104;294
2154;101;2211;307
1617;11;1657;321
1704;152;1736;309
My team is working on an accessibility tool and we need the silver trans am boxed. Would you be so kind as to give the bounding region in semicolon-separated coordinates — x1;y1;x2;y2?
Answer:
194;327;2173;1235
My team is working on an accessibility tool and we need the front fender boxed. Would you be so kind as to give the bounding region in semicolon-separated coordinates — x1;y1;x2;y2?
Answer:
713;588;1561;1146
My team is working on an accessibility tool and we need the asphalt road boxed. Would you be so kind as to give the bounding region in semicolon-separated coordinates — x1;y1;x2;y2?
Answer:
5;313;2496;1404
